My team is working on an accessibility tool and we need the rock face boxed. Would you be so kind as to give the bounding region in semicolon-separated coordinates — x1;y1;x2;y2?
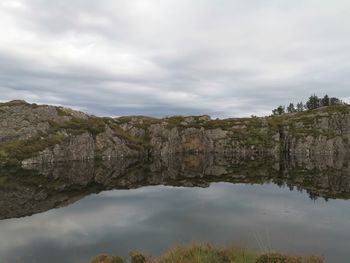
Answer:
0;100;69;143
0;101;140;165
115;107;350;158
1;100;350;166
21;132;96;165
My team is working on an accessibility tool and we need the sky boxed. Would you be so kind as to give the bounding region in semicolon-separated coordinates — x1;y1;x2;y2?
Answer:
0;0;349;118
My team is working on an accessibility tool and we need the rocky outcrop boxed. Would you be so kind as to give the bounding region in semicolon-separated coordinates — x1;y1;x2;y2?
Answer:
1;100;350;166
0;101;141;165
0;100;71;143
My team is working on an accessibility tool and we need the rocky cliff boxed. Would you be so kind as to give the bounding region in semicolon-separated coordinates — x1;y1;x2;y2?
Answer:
0;100;350;166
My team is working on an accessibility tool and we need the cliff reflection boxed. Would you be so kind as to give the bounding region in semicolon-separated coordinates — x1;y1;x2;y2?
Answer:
1;154;350;219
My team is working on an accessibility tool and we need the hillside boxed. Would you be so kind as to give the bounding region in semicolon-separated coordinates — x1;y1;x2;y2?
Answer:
1;100;350;166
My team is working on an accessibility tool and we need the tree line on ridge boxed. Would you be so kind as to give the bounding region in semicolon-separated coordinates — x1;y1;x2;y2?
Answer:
272;94;346;115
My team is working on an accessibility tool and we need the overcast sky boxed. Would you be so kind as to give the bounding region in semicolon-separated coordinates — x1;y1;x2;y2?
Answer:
0;0;349;117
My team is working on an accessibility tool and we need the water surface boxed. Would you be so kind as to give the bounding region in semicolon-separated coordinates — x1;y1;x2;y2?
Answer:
0;155;349;263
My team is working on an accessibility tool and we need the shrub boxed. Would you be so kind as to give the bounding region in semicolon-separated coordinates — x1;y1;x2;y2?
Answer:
90;254;124;263
129;252;148;263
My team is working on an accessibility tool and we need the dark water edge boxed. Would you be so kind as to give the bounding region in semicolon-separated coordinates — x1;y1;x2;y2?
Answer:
0;154;350;262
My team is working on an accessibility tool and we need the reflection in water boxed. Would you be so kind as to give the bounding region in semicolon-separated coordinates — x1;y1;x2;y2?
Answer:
1;154;350;220
0;154;350;263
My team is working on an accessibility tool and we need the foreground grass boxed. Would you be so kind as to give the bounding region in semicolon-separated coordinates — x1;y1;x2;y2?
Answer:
90;243;325;263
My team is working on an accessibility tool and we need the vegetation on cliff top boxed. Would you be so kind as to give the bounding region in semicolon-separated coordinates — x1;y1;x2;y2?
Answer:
272;94;346;115
90;243;324;263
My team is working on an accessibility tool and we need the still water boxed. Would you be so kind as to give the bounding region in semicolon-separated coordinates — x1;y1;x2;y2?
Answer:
0;155;350;263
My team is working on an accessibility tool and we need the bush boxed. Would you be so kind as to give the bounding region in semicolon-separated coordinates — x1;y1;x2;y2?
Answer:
90;254;124;263
129;252;148;263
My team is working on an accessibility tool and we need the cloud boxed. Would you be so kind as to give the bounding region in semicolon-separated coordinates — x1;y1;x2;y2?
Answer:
0;0;349;117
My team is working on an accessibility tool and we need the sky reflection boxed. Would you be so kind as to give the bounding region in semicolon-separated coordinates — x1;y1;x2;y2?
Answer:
0;182;350;263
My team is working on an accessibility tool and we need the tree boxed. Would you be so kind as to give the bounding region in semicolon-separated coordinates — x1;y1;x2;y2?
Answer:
306;94;321;110
296;102;304;112
272;105;285;115
321;94;330;106
287;103;296;113
330;97;342;105
271;94;346;117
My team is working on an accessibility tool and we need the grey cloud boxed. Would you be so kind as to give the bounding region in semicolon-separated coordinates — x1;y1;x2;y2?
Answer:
0;0;349;117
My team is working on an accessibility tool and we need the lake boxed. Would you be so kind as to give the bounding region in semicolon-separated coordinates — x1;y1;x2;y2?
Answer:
0;154;349;263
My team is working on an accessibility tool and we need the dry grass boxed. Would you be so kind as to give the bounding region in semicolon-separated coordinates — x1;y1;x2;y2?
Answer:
256;253;325;263
153;243;229;263
91;243;325;263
